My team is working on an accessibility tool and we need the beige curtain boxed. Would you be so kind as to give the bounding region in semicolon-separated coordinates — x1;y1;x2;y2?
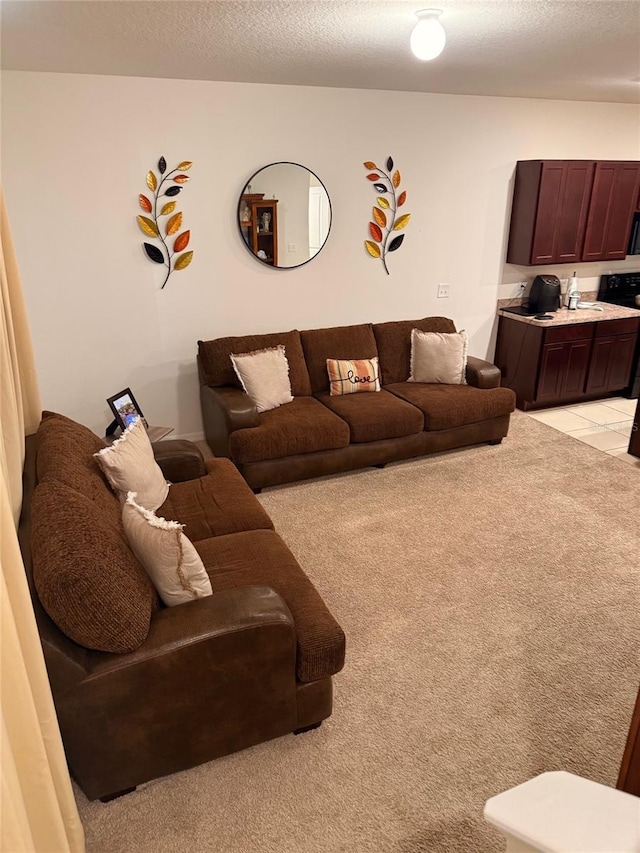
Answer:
1;192;85;852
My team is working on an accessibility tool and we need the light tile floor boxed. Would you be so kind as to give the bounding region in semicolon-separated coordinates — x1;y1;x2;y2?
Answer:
526;396;640;468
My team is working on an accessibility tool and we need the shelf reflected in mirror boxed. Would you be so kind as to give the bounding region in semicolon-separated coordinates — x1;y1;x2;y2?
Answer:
238;162;332;269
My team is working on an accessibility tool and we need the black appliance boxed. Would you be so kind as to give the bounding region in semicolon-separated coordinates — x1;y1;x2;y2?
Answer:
598;271;640;397
627;213;640;256
528;275;562;313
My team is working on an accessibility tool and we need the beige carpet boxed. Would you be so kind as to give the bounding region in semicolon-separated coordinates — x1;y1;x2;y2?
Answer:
77;412;640;852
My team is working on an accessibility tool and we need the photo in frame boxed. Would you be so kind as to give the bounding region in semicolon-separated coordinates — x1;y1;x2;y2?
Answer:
106;388;148;432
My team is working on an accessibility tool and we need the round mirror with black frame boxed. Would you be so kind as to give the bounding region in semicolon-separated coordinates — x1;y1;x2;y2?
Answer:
238;162;332;269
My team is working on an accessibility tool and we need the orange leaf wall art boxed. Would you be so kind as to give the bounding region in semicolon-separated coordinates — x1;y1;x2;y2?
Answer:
136;156;194;289
362;156;411;275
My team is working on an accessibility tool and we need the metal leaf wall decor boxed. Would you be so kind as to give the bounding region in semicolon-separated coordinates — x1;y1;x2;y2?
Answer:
137;156;194;289
363;156;411;275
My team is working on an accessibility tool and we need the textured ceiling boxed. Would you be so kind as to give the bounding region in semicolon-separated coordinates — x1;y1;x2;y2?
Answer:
2;0;639;103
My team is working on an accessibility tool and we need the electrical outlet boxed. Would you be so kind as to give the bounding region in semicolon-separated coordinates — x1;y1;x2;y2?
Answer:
437;283;450;299
288;243;296;253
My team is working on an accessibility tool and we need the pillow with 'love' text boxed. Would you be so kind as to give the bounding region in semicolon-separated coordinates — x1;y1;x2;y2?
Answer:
326;357;381;396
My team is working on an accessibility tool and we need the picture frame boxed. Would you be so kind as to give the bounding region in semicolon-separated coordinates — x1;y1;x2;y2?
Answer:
106;387;147;432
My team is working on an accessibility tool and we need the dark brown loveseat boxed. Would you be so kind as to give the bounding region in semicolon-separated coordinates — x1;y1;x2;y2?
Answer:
19;412;345;801
198;316;516;490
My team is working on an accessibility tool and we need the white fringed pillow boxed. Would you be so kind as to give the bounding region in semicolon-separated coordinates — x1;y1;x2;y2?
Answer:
94;417;169;510
409;329;468;385
122;492;213;607
230;345;294;413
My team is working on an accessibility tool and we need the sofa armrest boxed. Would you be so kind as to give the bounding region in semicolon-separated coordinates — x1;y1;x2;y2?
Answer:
86;586;294;675
200;385;259;458
152;439;206;482
466;356;502;389
63;586;298;799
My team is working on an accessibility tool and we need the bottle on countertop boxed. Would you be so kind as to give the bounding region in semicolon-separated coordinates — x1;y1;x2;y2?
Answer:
566;271;579;307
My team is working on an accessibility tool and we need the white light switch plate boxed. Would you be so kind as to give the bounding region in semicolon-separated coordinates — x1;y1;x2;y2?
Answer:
437;283;450;298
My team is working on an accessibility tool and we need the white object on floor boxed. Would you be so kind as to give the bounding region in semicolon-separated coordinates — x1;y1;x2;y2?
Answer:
484;771;640;852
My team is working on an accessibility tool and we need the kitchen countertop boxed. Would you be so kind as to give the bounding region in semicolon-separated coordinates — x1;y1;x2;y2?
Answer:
497;302;640;326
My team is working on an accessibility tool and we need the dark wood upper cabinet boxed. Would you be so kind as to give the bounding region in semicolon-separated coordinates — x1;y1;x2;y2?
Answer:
506;159;640;266
507;160;595;265
582;161;640;261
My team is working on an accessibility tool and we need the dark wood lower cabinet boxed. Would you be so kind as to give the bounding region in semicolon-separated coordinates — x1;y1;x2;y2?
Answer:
606;334;637;391
586;337;615;394
536;343;566;402
586;335;637;394
537;340;591;403
495;315;640;410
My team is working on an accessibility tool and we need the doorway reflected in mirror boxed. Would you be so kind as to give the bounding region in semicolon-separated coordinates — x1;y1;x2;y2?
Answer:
238;162;331;269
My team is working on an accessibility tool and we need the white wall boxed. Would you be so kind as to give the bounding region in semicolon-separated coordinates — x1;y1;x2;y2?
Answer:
3;71;639;438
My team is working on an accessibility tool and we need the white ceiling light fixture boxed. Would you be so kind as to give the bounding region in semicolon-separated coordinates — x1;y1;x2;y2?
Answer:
410;9;446;61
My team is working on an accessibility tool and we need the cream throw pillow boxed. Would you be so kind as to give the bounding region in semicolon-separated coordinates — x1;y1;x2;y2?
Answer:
230;345;294;413
122;492;213;607
94;417;169;510
409;329;468;384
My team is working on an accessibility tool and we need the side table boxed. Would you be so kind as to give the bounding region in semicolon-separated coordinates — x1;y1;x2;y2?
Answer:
104;425;173;446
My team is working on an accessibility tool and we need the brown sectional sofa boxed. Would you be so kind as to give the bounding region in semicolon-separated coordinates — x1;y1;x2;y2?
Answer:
198;317;516;490
19;412;345;801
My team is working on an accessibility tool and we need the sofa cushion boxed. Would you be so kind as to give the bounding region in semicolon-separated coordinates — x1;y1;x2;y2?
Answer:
122;492;213;607
194;529;346;683
31;480;158;653
36;411;121;528
386;382;516;431
300;324;378;394
157;457;274;541
198;330;312;397
94;418;169;511
229;397;350;464
372;317;456;385
316;389;423;443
